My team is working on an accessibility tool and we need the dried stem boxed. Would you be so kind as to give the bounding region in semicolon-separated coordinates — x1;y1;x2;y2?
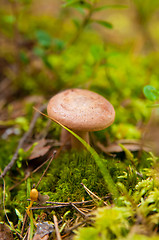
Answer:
35;151;56;188
81;183;108;206
0;104;47;178
67;2;97;47
53;215;62;240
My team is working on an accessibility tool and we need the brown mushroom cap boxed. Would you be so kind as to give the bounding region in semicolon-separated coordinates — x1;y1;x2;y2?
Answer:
47;89;115;132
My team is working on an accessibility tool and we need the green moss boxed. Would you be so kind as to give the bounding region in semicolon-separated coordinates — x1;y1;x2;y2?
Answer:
31;151;124;202
0;136;19;171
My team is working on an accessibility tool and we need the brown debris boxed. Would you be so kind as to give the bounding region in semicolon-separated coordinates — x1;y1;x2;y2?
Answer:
96;139;151;154
33;234;49;240
26;139;51;160
0;223;14;240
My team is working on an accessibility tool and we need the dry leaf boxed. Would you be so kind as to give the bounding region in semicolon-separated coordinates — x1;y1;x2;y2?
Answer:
26;139;51;160
96;140;151;154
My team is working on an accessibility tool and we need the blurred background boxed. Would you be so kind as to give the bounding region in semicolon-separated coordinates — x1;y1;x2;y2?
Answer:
0;0;159;145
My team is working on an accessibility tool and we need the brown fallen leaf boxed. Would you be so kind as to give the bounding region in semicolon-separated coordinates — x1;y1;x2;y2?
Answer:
0;95;44;121
96;140;151;154
25;139;51;160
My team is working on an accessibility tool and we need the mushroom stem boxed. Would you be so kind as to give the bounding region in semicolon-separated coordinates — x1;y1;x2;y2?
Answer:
71;131;89;149
60;128;71;149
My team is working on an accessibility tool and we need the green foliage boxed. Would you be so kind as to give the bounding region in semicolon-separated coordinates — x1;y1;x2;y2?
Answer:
74;169;159;239
0;117;29;132
74;206;133;240
35;30;52;48
92;19;113;29
15;209;23;230
36;151;111;202
59;124;119;199
17;142;37;168
112;123;141;140
0;136;19;171
143;85;159;102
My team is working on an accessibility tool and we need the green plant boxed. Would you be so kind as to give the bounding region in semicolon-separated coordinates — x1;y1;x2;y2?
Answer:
74;206;133;240
143;85;159;107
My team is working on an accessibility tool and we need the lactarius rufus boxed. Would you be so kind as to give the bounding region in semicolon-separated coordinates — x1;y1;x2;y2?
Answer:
47;89;115;149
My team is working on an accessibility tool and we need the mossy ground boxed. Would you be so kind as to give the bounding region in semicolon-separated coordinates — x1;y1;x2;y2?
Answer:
8;148;149;216
13;150;123;208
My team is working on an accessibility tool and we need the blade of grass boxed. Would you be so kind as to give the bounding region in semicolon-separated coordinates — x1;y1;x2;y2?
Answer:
33;107;119;200
29;211;34;240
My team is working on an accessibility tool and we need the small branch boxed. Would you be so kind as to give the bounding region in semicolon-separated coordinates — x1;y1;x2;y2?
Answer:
53;215;62;240
81;183;108;206
0;104;47;178
9;151;56;191
63;220;88;234
67;2;96;47
21;212;28;237
30;196;110;210
35;151;57;188
30;205;69;210
71;203;86;217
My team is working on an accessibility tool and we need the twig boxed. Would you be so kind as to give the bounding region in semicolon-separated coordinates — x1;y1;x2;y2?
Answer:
9;151;56;191
23;226;30;240
0;104;47;178
30;205;70;210
46;196;110;205
53;215;62;240
71;203;86;217
81;183;108;206
63;220;88;234
9;171;31;191
67;2;96;47
27;227;31;240
21;212;28;237
30;196;110;210
35;151;56;189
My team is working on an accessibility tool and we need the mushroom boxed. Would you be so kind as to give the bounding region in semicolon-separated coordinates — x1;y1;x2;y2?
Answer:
47;89;115;149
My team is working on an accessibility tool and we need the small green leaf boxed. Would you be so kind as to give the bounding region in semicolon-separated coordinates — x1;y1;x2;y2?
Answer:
119;144;134;162
92;20;113;29
143;85;159;101
18;142;38;161
35;30;52;48
93;4;127;12
53;38;65;50
15;209;23;222
72;18;81;29
63;0;91;9
62;0;79;7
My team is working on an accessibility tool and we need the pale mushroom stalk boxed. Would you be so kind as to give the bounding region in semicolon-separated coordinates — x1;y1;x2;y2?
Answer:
71;131;89;149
